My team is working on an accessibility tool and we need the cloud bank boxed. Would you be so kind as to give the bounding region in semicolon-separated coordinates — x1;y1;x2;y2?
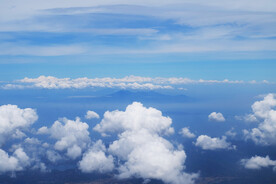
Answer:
1;75;268;90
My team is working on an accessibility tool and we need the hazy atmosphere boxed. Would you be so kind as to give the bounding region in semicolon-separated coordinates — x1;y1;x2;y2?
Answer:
0;1;276;184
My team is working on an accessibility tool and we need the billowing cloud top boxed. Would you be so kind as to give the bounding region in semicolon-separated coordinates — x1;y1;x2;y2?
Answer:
0;104;38;145
208;112;225;122
94;102;174;135
244;93;276;145
195;135;235;150
93;102;198;184
241;155;276;170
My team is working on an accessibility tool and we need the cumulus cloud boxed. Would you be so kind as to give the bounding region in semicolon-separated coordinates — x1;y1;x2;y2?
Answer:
241;155;276;170
79;140;114;173
208;112;225;122
0;104;38;145
94;102;174;136
0;148;30;173
85;110;100;119
243;94;276;145
94;102;197;184
41;117;91;159
225;128;237;138
195;135;235;150
46;150;62;163
179;127;196;138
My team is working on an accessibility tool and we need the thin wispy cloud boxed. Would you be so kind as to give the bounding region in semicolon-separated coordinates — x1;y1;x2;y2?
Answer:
0;0;275;59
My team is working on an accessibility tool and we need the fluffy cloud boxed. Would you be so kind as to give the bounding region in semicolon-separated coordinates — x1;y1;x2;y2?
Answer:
94;102;197;184
94;102;174;136
179;127;196;138
208;112;225;122
0;148;30;173
225;128;237;138
46;150;62;163
85;110;100;119
243;94;276;145
79;140;114;173
0;104;38;145
195;135;235;150
41;117;90;159
241;155;276;170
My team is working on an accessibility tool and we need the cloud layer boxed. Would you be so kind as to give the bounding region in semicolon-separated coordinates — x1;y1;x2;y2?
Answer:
0;0;276;58
1;75;268;90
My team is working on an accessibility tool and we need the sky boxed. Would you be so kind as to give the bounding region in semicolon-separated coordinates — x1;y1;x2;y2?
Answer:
0;0;276;82
0;1;276;184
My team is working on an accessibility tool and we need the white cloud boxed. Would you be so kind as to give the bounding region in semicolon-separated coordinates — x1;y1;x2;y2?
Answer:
37;126;49;134
0;104;38;145
0;148;30;173
24;137;41;145
46;150;62;163
179;127;196;138
241;155;276;170
243;94;276;145
66;145;82;159
225;128;237;138
208;112;225;122
85;110;100;119
2;75;268;90
111;130;197;184
195;135;235;150
94;102;198;184
42;117;91;159
93;102;174;136
0;1;275;58
235;114;258;123
79;140;114;173
13;148;30;168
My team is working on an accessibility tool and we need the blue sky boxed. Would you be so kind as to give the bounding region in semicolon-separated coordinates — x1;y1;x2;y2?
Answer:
0;0;276;82
1;1;276;183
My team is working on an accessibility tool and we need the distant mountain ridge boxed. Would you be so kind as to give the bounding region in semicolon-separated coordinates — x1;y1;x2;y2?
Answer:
101;90;191;102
